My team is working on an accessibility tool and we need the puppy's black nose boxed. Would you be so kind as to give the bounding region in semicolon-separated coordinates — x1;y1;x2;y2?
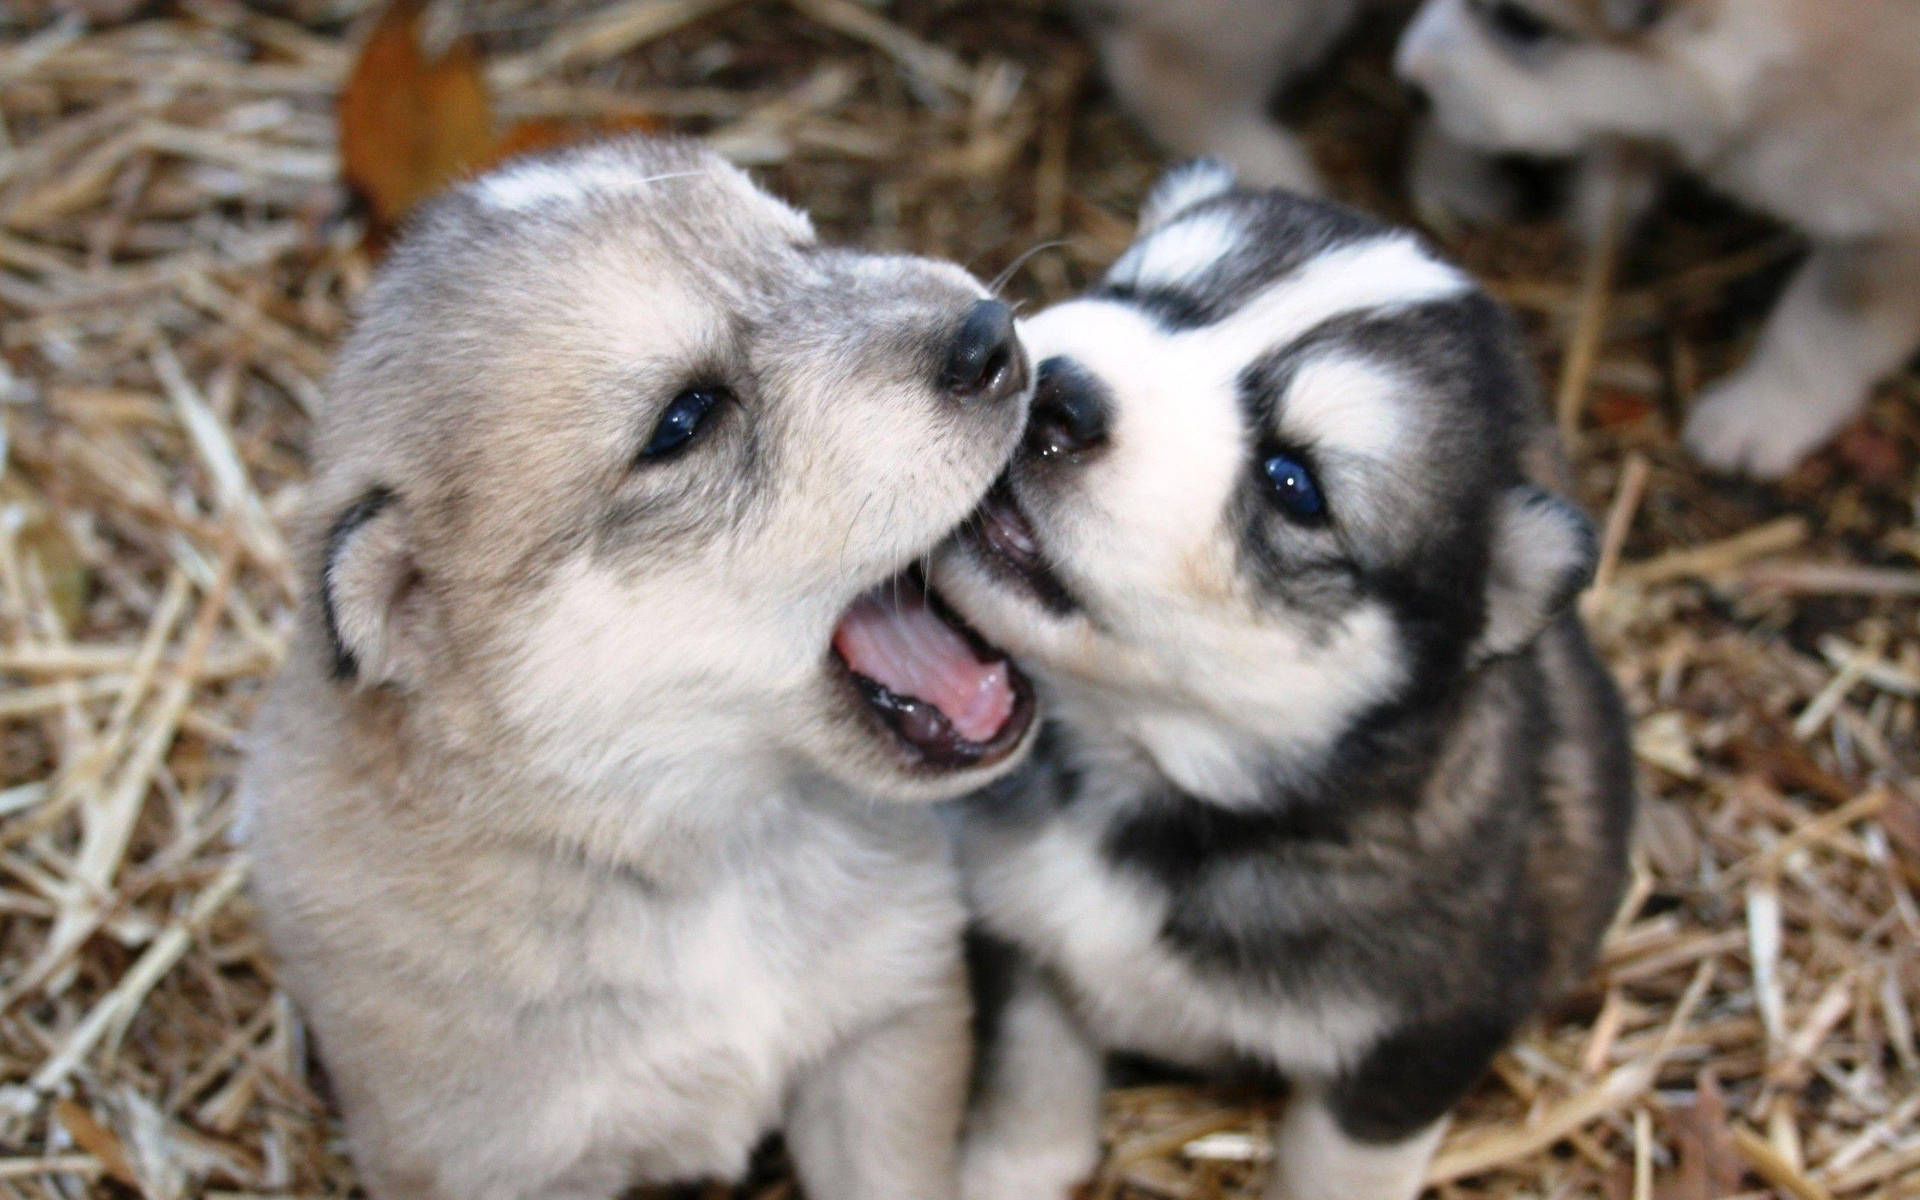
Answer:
942;300;1023;404
1026;357;1111;460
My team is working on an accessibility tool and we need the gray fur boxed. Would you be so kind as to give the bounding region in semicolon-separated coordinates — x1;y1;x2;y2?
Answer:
242;138;1036;1200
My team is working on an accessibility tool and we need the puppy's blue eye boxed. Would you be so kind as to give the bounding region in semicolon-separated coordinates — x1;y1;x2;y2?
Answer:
640;387;727;461
1262;451;1326;521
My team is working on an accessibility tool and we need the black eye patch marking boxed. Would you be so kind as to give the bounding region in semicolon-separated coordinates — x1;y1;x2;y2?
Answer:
321;486;396;681
1226;294;1519;609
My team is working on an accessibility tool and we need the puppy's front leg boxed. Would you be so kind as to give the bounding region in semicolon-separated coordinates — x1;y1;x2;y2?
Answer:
1266;1092;1445;1200
786;987;971;1200
1684;240;1920;478
1270;1013;1508;1200
960;966;1104;1200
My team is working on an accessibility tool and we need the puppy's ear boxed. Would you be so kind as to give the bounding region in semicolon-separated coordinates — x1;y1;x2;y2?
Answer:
1474;485;1596;663
1139;159;1239;233
1600;0;1664;34
320;488;434;689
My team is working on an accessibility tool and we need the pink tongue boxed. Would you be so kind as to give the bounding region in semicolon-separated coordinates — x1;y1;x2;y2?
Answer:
833;587;1015;744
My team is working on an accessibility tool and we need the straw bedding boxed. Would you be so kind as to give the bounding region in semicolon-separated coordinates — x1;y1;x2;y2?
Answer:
1;2;1915;1197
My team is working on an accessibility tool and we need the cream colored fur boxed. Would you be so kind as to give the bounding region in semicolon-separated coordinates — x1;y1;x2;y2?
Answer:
242;140;1034;1200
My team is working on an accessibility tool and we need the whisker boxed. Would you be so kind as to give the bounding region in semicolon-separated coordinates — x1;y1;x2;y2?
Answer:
991;240;1071;295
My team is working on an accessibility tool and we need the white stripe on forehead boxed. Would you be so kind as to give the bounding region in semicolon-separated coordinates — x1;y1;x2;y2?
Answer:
1278;354;1411;462
1186;235;1470;369
1108;210;1248;291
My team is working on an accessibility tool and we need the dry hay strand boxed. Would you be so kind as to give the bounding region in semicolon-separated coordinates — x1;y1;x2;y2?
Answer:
2;2;1916;1198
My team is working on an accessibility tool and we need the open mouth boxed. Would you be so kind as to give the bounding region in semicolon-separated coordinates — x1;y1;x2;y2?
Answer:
830;569;1035;770
965;477;1077;615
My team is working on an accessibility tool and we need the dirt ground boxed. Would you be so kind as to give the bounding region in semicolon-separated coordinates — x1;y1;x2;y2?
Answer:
0;2;1916;1197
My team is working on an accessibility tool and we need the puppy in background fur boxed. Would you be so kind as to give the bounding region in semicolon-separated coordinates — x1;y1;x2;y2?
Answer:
935;163;1635;1200
242;139;1043;1200
1398;0;1920;477
1070;0;1382;193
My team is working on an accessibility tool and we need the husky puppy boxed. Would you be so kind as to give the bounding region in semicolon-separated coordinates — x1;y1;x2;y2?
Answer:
1396;0;1920;477
933;163;1635;1200
1071;0;1385;193
241;139;1042;1200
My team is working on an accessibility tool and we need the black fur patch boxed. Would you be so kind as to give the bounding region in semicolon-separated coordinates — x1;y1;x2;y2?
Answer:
321;487;396;681
964;927;1022;1092
1101;654;1561;1014
1104;786;1354;890
1089;282;1215;330
1327;1010;1516;1143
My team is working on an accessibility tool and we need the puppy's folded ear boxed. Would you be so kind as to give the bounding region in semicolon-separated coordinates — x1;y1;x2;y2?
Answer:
321;487;434;688
1139;159;1239;233
1474;485;1597;664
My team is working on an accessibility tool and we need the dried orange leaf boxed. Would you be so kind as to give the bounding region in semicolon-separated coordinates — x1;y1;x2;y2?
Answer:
338;0;494;247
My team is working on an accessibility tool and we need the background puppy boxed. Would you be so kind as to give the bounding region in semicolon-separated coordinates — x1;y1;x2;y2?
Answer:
934;163;1635;1200
1069;0;1380;193
1397;0;1920;477
242;139;1039;1200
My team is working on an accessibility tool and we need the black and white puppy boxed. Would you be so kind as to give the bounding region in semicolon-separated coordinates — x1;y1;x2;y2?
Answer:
934;163;1636;1200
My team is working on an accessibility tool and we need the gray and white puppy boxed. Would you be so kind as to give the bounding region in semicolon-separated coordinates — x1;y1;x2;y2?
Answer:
242;139;1041;1200
934;163;1635;1200
1398;0;1920;477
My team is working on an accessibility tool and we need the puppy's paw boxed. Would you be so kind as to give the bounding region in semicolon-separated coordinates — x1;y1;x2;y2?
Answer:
960;1137;1097;1200
1682;365;1862;479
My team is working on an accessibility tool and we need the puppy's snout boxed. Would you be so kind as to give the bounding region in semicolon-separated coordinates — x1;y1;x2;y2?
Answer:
941;300;1024;404
1026;357;1111;460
